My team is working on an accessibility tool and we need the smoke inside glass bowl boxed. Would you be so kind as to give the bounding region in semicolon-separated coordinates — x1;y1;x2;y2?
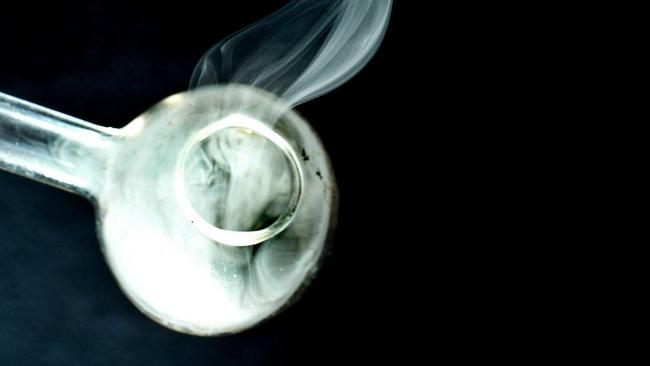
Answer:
184;126;294;232
97;86;336;335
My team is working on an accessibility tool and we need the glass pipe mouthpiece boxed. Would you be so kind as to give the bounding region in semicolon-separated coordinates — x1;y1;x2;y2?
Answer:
0;85;337;335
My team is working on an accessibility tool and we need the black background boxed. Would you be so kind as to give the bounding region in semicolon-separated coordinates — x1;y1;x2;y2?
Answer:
0;1;415;365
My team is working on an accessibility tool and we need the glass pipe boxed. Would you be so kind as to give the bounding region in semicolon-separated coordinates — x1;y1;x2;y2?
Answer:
0;85;336;335
0;0;392;336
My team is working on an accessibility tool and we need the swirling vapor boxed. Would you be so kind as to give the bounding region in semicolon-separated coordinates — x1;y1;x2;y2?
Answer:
190;0;392;106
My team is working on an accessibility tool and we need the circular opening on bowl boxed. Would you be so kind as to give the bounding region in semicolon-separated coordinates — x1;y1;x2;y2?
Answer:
175;114;303;246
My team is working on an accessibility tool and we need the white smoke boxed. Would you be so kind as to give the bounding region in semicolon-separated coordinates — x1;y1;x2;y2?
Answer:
190;0;393;106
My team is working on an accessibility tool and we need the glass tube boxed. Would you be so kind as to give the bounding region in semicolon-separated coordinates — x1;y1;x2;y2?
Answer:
0;92;115;198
